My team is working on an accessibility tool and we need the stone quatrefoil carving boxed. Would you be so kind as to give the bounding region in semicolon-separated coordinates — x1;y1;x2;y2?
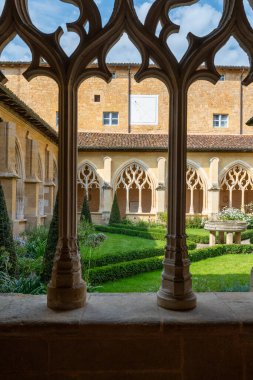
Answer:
1;0;253;311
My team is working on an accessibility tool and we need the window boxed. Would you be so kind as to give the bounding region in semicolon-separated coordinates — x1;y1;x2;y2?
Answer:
219;74;225;81
213;114;228;128
94;95;100;102
103;112;119;126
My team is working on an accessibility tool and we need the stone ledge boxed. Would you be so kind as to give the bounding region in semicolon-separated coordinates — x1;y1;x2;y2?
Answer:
0;293;253;380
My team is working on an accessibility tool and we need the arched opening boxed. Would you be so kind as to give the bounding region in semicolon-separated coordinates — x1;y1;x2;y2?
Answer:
220;164;253;212
115;162;154;217
186;165;205;214
77;163;100;213
15;140;25;220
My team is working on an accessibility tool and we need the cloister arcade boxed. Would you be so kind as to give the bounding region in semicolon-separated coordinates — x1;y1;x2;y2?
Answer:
220;163;253;212
74;157;253;223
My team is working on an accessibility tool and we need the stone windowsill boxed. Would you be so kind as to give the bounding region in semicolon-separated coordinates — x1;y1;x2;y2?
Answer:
1;292;253;328
1;293;253;379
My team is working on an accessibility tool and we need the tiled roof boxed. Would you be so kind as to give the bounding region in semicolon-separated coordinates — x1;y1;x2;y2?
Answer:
0;83;58;145
78;132;253;152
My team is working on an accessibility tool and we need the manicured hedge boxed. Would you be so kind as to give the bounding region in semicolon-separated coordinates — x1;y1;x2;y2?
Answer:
87;244;253;285
241;229;253;241
96;225;200;246
189;244;253;262
82;240;196;269
95;225;165;240
87;256;163;285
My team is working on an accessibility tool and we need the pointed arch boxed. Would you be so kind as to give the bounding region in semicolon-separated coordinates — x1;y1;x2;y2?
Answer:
219;160;253;212
77;160;102;213
186;160;208;215
113;159;156;216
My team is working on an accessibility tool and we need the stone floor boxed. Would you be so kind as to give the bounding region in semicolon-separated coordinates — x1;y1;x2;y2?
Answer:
1;293;253;379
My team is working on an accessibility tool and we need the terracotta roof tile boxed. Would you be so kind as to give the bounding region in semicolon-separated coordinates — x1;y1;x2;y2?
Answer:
78;132;253;152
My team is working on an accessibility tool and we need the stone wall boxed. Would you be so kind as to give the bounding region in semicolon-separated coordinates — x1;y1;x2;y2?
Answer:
0;293;253;380
1;63;253;135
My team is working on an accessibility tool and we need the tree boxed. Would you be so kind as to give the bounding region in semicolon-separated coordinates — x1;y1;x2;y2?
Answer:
0;183;16;274
109;193;121;225
80;192;92;224
41;193;58;283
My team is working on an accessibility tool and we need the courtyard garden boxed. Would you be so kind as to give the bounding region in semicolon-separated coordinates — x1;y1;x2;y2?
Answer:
1;186;253;295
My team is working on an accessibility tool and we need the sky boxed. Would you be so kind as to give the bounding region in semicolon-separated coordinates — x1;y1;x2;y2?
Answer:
0;0;252;66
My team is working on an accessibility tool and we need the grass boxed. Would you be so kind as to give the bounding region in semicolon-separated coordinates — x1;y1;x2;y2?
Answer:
80;233;164;259
96;254;253;293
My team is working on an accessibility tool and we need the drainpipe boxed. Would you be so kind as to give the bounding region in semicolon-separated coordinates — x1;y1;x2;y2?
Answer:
128;65;131;134
240;69;245;135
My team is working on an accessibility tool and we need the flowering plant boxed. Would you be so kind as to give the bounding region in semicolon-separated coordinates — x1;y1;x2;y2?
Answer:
218;207;251;223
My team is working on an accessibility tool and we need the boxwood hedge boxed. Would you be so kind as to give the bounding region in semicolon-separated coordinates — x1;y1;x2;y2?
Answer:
86;244;253;285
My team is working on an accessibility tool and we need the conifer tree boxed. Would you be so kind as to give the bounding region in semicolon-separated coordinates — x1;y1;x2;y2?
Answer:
81;192;92;224
41;193;59;283
109;193;121;225
0;183;16;274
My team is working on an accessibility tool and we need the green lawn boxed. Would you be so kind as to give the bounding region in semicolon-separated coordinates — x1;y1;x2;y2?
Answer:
80;233;164;259
96;254;253;293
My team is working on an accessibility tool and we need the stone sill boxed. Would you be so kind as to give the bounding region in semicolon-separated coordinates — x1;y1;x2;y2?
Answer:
1;292;253;329
1;293;253;379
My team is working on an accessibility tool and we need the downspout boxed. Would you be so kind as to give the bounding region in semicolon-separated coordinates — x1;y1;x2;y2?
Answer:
240;69;245;135
128;64;131;134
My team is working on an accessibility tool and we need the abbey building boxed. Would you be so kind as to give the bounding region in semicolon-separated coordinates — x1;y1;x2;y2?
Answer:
0;62;253;232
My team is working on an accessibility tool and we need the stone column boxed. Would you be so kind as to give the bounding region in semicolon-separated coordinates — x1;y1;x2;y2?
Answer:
102;157;112;224
24;138;40;227
157;87;196;311
156;157;166;213
47;83;85;311
208;157;220;220
226;232;234;244
44;151;55;221
209;231;216;246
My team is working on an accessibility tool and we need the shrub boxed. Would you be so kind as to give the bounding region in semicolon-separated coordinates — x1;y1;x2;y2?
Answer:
218;207;251;223
22;226;48;259
157;212;167;224
186;216;207;229
41;194;58;283
0;271;46;295
109;193;121;225
0;183;16;274
80;193;92;224
78;220;95;246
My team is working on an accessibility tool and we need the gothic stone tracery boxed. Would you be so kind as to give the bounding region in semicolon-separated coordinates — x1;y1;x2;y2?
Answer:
1;0;253;310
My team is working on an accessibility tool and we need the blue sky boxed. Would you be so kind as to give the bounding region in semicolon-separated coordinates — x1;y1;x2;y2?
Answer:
0;0;252;65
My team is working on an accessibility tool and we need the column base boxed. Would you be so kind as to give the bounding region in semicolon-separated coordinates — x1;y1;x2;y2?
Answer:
157;288;197;311
47;281;86;311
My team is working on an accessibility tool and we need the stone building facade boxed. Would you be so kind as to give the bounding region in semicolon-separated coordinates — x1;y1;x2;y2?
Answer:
1;62;253;231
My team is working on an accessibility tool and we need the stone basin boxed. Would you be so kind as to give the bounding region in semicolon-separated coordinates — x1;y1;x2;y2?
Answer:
204;220;247;246
204;220;247;232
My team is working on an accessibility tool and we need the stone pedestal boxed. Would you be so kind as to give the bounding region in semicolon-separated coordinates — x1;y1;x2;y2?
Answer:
226;232;234;245
209;231;216;246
